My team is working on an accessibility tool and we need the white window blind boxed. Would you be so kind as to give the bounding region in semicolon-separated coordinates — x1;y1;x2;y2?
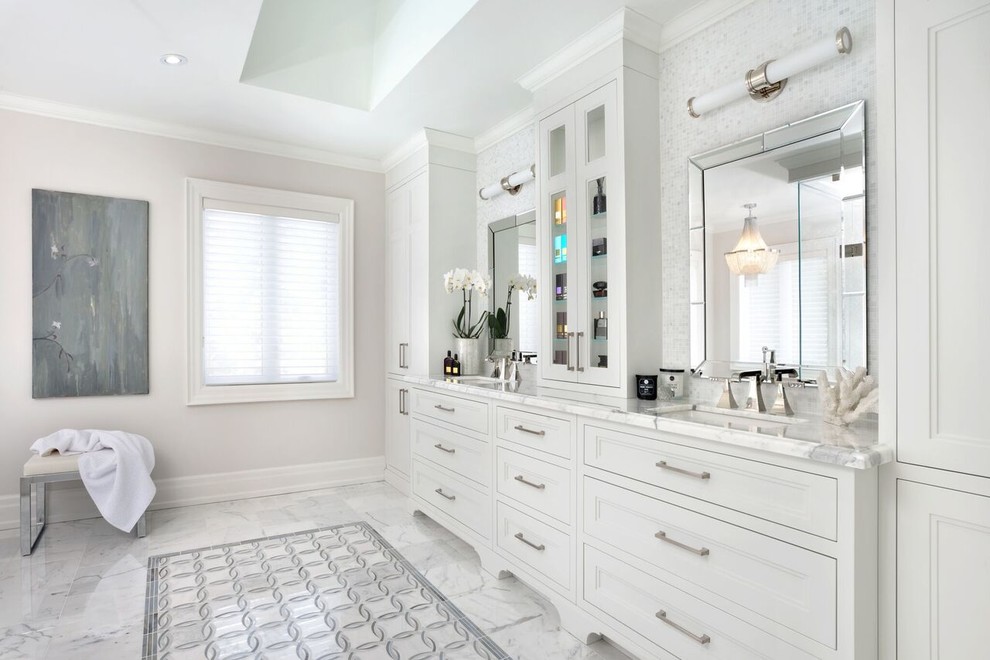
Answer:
202;208;340;386
736;243;834;368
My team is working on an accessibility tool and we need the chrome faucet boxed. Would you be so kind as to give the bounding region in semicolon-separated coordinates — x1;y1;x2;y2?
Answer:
757;346;794;416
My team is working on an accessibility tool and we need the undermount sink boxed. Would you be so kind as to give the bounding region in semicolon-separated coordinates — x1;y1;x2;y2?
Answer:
648;404;806;431
449;376;505;384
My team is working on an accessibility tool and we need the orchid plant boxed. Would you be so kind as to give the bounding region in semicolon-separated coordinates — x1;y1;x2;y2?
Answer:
489;274;537;340
444;268;491;338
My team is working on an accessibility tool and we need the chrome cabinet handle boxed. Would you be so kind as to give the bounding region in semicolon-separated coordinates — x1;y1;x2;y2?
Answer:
514;532;545;551
434;443;455;454
399;343;409;369
576;331;585;372
434;488;455;501
655;610;710;645
514;475;546;490
513;424;546;437
566;332;575;371
656;460;711;480
434;404;455;413
398;388;406;415
655;531;710;556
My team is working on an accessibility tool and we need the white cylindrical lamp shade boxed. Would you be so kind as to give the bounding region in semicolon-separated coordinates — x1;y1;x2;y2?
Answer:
765;28;852;84
689;79;749;117
479;165;535;200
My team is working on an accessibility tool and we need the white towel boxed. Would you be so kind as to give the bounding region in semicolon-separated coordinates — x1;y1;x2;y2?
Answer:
31;429;156;533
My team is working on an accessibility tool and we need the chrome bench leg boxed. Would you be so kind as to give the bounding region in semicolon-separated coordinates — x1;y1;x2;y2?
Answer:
20;477;31;556
135;512;147;538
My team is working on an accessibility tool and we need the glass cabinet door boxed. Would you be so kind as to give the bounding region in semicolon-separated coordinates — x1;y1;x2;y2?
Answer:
574;82;618;386
540;106;577;381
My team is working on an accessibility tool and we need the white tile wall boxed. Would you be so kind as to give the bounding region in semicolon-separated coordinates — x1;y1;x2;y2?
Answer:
475;0;879;377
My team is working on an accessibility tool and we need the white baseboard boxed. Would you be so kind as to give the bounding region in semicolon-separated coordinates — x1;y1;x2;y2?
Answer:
0;455;385;531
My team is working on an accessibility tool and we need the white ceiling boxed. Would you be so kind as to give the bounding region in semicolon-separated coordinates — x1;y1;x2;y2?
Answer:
0;0;704;167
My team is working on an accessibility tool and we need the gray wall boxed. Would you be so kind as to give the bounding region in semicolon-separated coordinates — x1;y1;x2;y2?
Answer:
0;110;386;525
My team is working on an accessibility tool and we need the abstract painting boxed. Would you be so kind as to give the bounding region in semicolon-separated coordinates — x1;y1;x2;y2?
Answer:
32;189;149;398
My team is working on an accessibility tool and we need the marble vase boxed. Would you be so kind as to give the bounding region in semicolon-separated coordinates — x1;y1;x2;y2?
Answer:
490;337;513;358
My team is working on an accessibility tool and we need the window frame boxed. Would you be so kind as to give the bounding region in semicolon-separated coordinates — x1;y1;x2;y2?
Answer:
186;178;354;405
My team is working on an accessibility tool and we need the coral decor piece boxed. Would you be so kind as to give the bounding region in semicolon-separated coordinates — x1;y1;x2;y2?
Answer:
820;367;879;426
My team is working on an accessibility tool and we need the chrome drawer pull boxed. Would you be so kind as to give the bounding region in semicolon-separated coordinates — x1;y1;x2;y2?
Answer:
655;531;710;556
655;610;710;645
434;488;456;501
656;460;711;480
514;532;546;551
514;475;546;490
434;404;455;413
513;424;546;437
434;443;456;454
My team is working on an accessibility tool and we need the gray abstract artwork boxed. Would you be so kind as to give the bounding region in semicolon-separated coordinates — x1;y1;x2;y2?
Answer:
32;189;149;398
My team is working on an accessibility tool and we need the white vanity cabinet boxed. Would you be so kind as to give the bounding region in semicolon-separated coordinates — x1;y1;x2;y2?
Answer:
534;39;662;396
408;388;494;546
383;131;477;377
400;378;880;660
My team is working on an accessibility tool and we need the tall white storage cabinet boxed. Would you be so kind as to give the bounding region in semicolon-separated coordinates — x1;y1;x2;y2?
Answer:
383;130;477;492
531;33;662;396
887;0;990;656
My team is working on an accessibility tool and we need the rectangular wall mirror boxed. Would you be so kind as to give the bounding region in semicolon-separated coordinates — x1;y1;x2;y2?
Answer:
488;209;538;358
689;100;867;380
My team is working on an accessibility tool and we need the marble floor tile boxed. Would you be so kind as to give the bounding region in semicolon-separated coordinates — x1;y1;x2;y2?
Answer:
0;481;634;659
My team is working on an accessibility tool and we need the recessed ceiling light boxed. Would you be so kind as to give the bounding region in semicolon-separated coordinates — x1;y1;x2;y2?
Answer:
160;53;187;66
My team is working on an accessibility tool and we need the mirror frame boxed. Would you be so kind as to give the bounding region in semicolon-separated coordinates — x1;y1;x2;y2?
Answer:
688;100;867;376
487;207;537;324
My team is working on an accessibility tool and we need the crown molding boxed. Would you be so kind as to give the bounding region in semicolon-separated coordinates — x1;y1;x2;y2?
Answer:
474;105;534;154
380;127;475;172
0;92;383;172
659;0;755;51
516;8;662;93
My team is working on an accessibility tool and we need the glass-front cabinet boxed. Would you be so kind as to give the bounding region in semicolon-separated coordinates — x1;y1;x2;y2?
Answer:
539;81;621;388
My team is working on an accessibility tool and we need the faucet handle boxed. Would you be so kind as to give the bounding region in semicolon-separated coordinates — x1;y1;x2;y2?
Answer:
761;346;776;364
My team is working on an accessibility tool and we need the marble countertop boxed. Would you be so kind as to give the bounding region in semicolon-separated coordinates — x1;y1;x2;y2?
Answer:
395;373;891;470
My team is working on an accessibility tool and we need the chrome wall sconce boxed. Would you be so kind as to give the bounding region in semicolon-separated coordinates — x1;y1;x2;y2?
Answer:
479;164;535;200
687;27;852;118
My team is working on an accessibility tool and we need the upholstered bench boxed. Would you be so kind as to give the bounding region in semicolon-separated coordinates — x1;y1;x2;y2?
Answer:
21;452;148;556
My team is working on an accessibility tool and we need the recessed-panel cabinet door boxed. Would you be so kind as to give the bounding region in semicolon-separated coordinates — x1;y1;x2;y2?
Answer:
896;0;990;477
385;379;410;477
897;481;990;659
386;185;411;376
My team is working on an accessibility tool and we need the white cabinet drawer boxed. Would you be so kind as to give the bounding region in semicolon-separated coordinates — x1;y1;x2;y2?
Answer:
412;460;490;539
496;501;571;590
496;447;571;524
583;477;835;647
584;425;837;539
410;389;489;435
495;406;573;458
412;419;490;488
584;545;818;660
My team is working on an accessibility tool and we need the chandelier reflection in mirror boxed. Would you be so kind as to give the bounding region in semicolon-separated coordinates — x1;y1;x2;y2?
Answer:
724;203;780;285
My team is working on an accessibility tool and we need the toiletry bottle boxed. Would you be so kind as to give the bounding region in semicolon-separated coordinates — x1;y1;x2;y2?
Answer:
594;311;608;340
451;354;460;376
443;350;453;376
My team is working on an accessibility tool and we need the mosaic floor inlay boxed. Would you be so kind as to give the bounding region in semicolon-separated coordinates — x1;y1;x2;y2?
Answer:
143;521;508;659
